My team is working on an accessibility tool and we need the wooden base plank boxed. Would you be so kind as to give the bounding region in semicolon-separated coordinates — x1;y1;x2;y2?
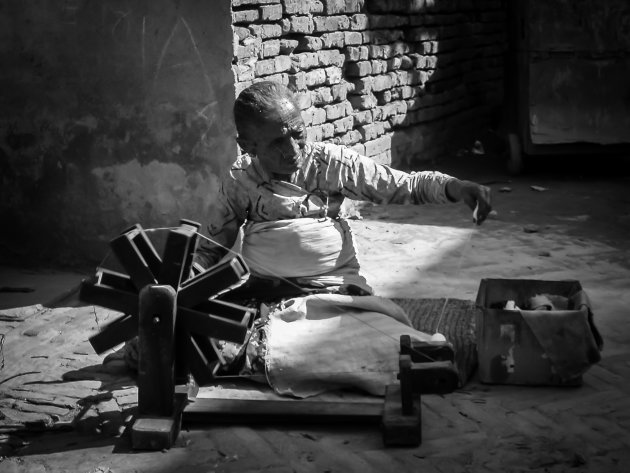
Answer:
183;398;383;424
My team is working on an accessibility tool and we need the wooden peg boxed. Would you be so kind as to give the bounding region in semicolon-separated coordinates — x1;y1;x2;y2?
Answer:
110;232;158;291
159;226;197;289
177;256;248;307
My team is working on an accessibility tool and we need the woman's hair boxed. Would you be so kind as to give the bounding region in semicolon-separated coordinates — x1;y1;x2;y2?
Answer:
233;81;298;138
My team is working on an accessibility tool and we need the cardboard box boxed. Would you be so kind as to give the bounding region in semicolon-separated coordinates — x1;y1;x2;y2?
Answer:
475;278;602;386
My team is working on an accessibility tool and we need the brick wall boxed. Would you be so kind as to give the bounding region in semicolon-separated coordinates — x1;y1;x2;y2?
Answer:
231;0;506;169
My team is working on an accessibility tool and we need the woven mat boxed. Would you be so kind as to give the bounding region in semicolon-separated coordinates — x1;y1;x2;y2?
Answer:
390;297;478;387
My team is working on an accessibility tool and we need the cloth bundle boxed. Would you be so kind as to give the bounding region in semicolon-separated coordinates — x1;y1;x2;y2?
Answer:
263;293;434;398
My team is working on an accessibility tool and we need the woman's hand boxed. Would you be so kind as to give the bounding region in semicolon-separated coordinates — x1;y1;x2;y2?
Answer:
446;179;492;225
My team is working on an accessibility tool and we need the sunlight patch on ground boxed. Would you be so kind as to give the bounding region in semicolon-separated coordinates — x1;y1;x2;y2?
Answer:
351;220;479;298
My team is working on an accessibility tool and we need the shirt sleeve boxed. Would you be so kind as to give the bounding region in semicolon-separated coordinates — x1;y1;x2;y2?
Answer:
319;143;455;205
193;177;247;270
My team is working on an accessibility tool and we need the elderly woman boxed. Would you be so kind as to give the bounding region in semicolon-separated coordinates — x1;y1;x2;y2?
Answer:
195;81;492;397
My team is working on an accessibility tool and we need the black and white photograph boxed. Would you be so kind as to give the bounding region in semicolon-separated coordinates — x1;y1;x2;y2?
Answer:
0;1;629;472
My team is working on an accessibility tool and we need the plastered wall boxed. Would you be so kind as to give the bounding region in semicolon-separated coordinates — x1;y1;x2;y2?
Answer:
0;0;236;266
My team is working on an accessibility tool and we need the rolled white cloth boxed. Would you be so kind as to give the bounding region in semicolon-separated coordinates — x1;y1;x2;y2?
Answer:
265;293;432;398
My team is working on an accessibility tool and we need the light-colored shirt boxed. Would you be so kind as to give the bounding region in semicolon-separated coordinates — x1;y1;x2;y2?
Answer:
194;141;455;268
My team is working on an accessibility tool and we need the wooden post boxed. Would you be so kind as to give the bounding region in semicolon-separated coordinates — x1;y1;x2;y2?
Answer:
399;355;414;416
132;285;181;450
382;383;422;447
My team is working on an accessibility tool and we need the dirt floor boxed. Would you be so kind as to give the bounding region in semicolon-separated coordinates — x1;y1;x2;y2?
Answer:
1;151;630;473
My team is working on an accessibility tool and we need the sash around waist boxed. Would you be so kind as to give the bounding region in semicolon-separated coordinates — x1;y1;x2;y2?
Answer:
241;218;357;278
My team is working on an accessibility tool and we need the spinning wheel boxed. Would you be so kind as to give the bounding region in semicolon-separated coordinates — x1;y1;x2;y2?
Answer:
80;220;460;450
80;220;253;449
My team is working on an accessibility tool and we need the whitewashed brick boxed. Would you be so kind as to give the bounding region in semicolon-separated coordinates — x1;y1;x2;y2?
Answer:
306;125;323;142
261;40;281;58
234;26;251;42
348;93;377;110
318;50;345;67
275;55;292;73
331;82;349;101
324;102;348;120
292;52;320;70
370;59;387;75
332;116;354;134
322;122;335;139
313;15;350;33
321;32;345;48
255;58;276;76
352;76;374;94
387;56;403;71
284;0;311;15
310;0;324;14
283;16;315;34
372;74;392;91
303;106;327;126
249;23;283;39
296;91;313;110
305;68;327;87
358;122;385;141
325;66;342;85
311;87;334;105
352;109;372;125
298;36;324;51
288;71;307;90
349;14;368;30
376;89;392;105
233;9;259;24
344;31;363;46
344;46;369;62
389;113;409;127
233;0;281;5
346;61;372;77
279;39;299;54
260;4;283;21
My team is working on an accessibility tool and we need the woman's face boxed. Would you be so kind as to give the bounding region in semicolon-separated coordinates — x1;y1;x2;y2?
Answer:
242;97;307;176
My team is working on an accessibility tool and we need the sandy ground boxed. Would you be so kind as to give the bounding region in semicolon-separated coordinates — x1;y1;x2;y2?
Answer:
1;152;630;472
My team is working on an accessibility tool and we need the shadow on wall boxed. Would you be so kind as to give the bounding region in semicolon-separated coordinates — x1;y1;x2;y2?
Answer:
0;0;237;267
358;2;505;171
